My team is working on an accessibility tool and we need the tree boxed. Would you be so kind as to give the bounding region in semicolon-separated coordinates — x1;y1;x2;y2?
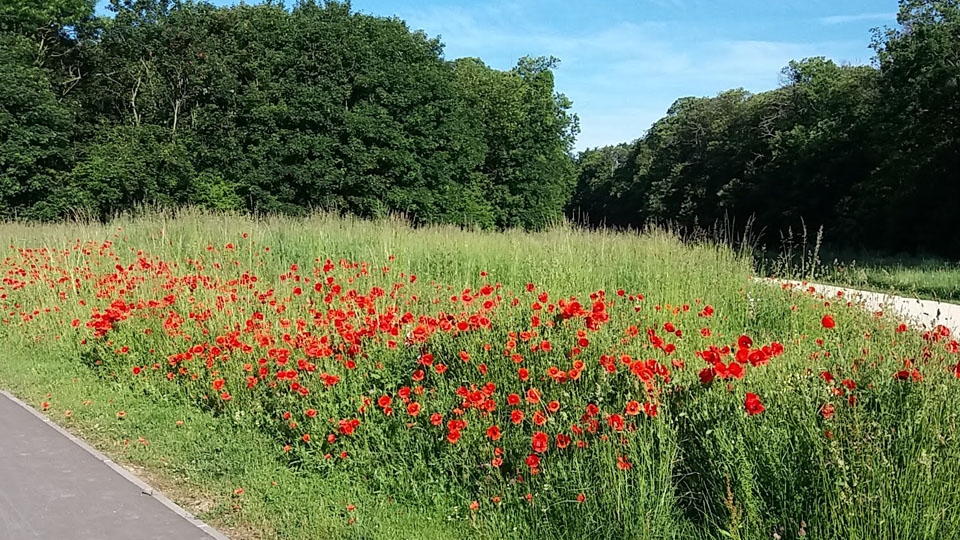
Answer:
453;56;579;229
568;143;635;225
0;33;76;218
868;0;960;254
61;124;196;217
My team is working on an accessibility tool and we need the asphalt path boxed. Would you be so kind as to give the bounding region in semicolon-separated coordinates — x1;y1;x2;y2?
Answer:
0;391;228;540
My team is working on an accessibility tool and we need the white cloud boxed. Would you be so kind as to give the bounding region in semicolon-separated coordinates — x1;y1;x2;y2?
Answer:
386;3;878;149
820;12;895;25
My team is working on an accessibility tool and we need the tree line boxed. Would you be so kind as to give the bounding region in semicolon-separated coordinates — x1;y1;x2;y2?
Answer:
1;0;578;229
1;0;958;256
572;0;960;257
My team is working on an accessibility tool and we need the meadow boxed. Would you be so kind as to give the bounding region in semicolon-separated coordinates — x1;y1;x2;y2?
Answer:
818;257;960;304
0;211;957;540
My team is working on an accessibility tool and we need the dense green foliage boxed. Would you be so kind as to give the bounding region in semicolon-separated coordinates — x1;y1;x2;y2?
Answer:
2;0;958;255
572;0;960;257
0;0;578;228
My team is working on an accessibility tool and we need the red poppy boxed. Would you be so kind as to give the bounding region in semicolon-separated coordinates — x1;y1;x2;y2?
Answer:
820;403;835;419
744;393;765;416
643;402;658;417
821;315;836;329
532;431;548;453
446;430;461;444
727;362;744;380
486;425;501;440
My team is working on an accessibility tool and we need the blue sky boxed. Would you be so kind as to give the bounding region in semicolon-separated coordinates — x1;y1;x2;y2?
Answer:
96;0;900;150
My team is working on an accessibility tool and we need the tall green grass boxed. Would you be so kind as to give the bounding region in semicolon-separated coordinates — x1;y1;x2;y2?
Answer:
0;210;957;540
760;224;960;303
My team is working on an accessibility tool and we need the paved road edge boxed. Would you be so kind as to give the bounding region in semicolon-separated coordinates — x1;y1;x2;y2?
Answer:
757;278;960;335
0;389;232;540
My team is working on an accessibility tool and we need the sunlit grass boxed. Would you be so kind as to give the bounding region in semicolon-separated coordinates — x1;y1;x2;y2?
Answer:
820;257;960;303
0;211;957;540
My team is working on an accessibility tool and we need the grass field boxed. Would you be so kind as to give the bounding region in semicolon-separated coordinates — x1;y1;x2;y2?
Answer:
817;257;960;304
763;237;960;303
1;211;958;540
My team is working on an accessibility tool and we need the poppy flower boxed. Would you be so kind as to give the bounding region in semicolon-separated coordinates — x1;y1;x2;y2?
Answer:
820;404;835;419
744;393;764;416
643;402;658;417
532;431;548;453
727;362;744;379
447;430;461;444
821;315;836;329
